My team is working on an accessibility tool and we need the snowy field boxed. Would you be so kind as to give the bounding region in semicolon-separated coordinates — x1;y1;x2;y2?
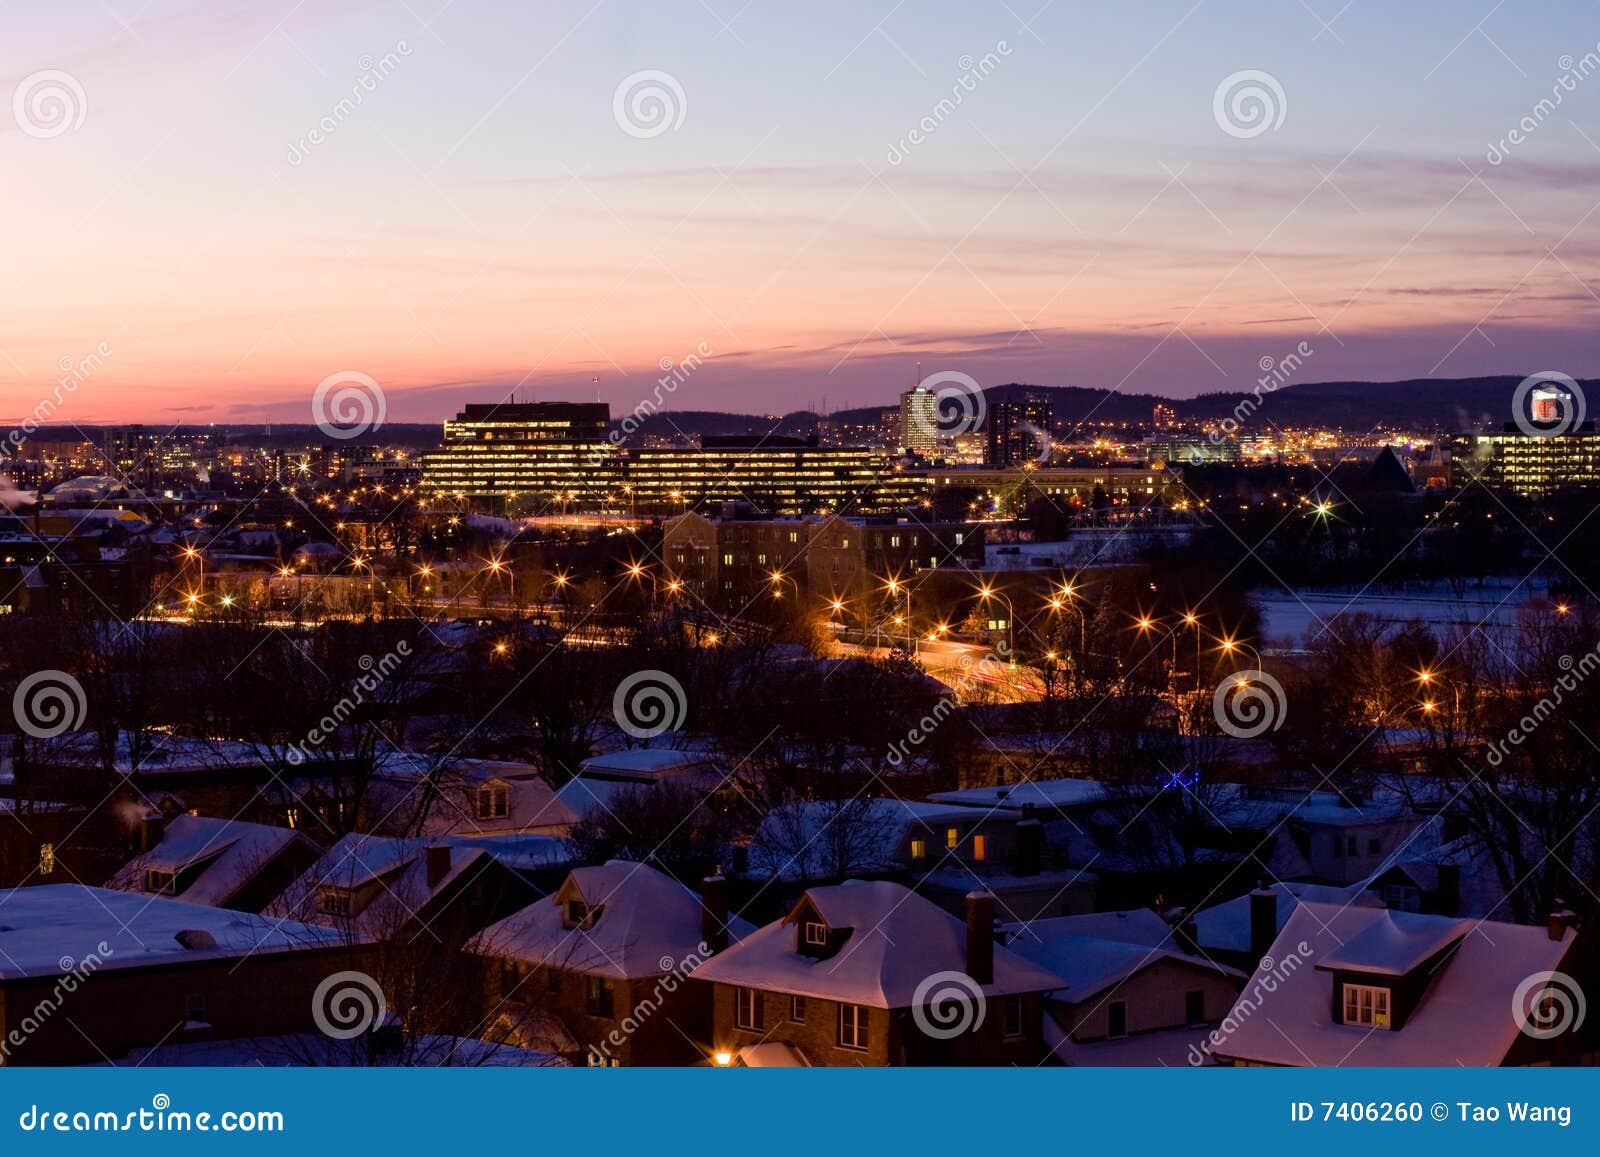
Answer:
1255;578;1558;650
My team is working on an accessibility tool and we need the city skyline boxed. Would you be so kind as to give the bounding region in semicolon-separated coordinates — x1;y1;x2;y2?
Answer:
6;1;1600;425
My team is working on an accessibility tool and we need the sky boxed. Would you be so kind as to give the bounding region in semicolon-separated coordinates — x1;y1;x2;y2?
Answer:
3;0;1599;425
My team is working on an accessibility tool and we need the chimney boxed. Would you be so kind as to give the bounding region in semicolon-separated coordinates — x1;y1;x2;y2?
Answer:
1249;885;1278;965
139;809;167;853
1173;911;1200;956
1548;905;1576;942
425;845;451;888
965;890;995;985
1434;863;1461;916
1014;806;1042;878
701;874;730;953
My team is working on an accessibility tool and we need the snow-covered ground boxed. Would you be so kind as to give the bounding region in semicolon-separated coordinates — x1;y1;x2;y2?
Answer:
1256;578;1557;650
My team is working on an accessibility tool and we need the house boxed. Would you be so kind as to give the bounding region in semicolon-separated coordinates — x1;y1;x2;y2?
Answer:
268;833;537;944
470;862;752;1066
0;885;351;1065
363;756;580;839
1000;909;1243;1065
1211;901;1585;1066
1189;881;1379;972
105;815;319;912
691;882;1062;1066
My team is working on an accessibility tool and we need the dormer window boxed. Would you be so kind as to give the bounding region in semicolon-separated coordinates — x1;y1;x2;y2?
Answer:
803;920;828;947
145;868;178;895
567;899;588;926
945;826;959;850
476;782;509;820
317;886;354;917
1342;983;1391;1028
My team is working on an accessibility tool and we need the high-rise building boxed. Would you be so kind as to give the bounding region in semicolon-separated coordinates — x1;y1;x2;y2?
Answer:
985;396;1052;466
1152;402;1178;431
899;386;939;456
420;404;927;515
1454;426;1600;498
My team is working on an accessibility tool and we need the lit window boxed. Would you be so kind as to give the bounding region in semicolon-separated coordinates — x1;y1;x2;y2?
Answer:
972;834;987;862
734;987;761;1031
838;1003;869;1050
945;826;959;850
910;838;927;860
38;843;55;876
476;782;509;820
1343;983;1390;1028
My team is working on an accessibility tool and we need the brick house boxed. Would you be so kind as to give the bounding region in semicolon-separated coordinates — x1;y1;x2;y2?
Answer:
471;862;752;1066
692;882;1062;1066
0;885;357;1066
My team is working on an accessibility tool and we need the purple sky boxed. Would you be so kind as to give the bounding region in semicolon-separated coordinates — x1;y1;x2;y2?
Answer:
4;1;1599;424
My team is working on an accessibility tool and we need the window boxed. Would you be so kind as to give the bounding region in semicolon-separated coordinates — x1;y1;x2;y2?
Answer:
945;826;959;850
1345;836;1358;856
802;921;829;947
1003;995;1024;1038
1343;983;1390;1028
1108;1000;1128;1038
1185;989;1206;1027
566;899;589;926
788;532;799;543
38;844;55;876
972;834;987;862
890;535;901;548
722;553;734;566
1368;837;1381;854
1385;883;1421;913
476;782;509;820
546;968;563;994
317;887;353;916
585;975;614;1018
790;995;807;1023
910;838;927;861
585;1052;619;1067
145;868;178;895
954;533;965;545
183;993;209;1029
734;987;761;1031
838;1003;869;1050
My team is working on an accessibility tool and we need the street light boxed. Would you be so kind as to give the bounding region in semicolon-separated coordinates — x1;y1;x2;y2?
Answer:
977;584;1014;657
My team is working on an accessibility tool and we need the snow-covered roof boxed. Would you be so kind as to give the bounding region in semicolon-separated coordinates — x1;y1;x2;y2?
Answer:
106;816;313;907
1317;912;1468;976
1215;901;1576;1066
108;1034;565;1067
1046;1016;1216;1066
0;885;341;980
737;1042;811;1067
691;880;1063;1008
928;778;1109;813
1003;909;1241;1003
1192;881;1377;956
268;834;494;937
471;861;750;980
578;747;718;781
366;758;580;837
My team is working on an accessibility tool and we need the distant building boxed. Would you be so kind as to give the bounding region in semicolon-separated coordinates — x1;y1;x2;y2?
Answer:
1454;426;1600;498
1152;402;1178;431
106;815;319;913
986;396;1053;466
899;386;939;455
421;404;925;515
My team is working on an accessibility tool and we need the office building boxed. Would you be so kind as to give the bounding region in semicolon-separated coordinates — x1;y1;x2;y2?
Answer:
899;386;940;456
985;396;1053;466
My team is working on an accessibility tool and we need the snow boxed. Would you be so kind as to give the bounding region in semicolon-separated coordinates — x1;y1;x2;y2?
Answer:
106;816;312;908
691;880;1063;1008
578;748;717;781
928;779;1108;813
746;798;977;881
1256;579;1552;650
1047;1017;1217;1066
268;834;493;936
1003;910;1241;1003
472;861;752;980
366;757;580;837
106;1034;565;1067
1215;901;1577;1066
0;885;341;980
737;1042;811;1067
1192;882;1376;956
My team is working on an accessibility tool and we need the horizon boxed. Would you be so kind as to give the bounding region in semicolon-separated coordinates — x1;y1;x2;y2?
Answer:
6;2;1600;425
